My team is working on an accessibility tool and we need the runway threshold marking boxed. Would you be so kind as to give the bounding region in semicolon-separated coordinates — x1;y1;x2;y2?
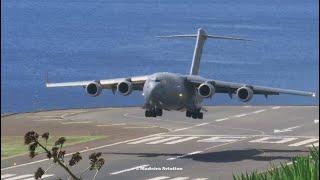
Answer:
288;138;319;147
1;132;166;171
164;137;199;145
128;136;164;144
146;136;181;144
249;137;298;144
307;142;319;147
273;126;300;133
110;164;149;175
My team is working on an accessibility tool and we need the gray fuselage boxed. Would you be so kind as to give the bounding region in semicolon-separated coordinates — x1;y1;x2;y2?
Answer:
143;72;202;111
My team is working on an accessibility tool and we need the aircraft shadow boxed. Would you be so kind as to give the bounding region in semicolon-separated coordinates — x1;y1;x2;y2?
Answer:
102;149;308;163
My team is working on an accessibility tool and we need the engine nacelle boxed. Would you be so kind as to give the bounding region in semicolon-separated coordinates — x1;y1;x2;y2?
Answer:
236;86;253;102
117;81;132;96
86;82;102;97
198;83;215;98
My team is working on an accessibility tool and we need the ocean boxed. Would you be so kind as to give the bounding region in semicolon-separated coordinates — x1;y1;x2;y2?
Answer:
1;0;319;114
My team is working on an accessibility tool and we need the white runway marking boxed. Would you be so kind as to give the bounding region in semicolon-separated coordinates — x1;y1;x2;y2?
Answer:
215;118;229;122
128;136;164;144
33;119;62;122
1;132;166;171
251;109;266;114
23;174;54;180
198;136;248;143
4;174;33;180
1;174;15;179
249;137;297;144
147;177;208;180
194;123;209;127
167;151;203;161
147;136;182;144
273;126;300;133
147;176;170;180
174;127;192;132
170;177;189;180
164;137;199;145
314;119;319;124
61;121;92;124
272;106;281;110
307;142;319;147
234;114;248;118
110;164;149;175
288;138;319;147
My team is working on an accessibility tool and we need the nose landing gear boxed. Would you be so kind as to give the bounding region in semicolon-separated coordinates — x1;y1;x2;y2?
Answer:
186;109;203;119
145;108;163;117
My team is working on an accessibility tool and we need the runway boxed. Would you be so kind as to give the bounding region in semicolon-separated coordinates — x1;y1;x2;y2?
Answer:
1;106;319;180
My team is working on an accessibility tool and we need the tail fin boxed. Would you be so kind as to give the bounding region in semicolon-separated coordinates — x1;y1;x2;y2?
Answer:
158;28;251;75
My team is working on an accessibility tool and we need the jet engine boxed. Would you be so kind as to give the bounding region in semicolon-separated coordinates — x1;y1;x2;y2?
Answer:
198;83;215;98
86;82;102;97
117;81;133;96
236;86;253;102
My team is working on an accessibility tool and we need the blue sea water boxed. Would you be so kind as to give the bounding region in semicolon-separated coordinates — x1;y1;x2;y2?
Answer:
1;0;319;114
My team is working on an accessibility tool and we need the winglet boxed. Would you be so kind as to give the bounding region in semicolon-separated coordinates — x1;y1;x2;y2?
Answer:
45;72;49;87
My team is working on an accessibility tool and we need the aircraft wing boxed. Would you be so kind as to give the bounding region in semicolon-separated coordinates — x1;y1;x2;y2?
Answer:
46;75;148;91
186;76;316;97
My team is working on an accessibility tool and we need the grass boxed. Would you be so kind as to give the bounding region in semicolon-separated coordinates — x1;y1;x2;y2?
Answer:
233;146;319;180
1;135;107;159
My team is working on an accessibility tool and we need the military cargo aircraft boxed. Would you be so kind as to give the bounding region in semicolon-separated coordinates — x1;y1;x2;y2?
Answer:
46;28;316;119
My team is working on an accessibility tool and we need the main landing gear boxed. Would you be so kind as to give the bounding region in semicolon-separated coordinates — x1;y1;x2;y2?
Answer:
145;108;163;117
186;109;203;119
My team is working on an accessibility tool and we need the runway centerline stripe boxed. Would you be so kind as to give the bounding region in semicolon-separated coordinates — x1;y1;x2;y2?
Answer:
1;174;15;179
174;127;192;132
4;174;33;180
169;177;189;180
128;136;164;144
147;176;170;180
61;121;92;124
215;118;229;122
192;178;208;180
194;123;209;127
251;109;266;114
167;151;203;161
110;164;149;175
288;138;319;147
234;114;248;118
146;136;182;144
22;174;54;180
164;137;199;144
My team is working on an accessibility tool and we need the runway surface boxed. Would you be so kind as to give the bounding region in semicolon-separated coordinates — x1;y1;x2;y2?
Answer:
1;106;319;180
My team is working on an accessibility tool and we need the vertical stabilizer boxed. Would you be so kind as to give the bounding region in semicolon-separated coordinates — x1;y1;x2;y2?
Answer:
157;28;250;75
190;28;207;75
